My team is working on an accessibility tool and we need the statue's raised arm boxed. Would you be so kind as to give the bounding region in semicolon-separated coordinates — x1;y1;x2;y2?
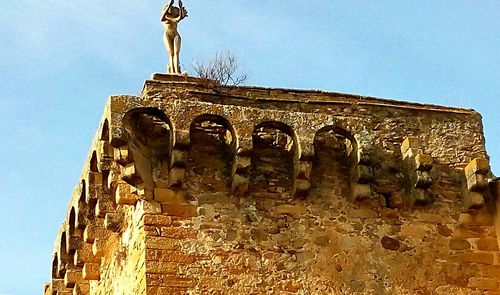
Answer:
161;0;187;23
161;0;187;74
179;0;188;21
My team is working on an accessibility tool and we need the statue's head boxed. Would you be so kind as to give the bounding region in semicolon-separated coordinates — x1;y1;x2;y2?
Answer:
167;6;180;17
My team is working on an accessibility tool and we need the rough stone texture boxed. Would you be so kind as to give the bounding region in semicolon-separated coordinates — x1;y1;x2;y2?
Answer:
45;75;500;294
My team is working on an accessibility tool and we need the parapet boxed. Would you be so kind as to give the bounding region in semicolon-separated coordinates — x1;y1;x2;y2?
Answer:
45;75;500;294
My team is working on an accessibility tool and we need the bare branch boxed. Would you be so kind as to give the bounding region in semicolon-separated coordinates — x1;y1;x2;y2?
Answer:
192;51;250;86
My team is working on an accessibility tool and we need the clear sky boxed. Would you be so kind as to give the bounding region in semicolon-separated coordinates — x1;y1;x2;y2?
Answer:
1;1;499;294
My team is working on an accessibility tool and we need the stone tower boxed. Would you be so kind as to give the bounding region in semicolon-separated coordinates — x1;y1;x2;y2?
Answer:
44;74;500;294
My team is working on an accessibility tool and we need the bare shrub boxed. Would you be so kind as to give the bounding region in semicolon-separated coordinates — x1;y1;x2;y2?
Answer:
193;51;249;86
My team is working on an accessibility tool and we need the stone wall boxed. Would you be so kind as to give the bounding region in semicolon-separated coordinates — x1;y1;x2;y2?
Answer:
45;76;500;294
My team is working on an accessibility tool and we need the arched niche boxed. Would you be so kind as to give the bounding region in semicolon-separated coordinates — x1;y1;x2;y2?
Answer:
69;207;76;237
90;151;98;173
123;108;174;190
58;232;69;277
311;126;355;196
250;121;298;198
79;180;86;204
52;253;59;279
101;119;110;142
186;114;236;191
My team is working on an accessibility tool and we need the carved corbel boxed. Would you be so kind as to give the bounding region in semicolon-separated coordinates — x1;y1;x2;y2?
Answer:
462;158;491;212
401;137;434;207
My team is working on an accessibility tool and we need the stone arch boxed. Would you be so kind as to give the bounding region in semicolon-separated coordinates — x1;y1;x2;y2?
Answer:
79;180;86;203
123;108;174;192
90;151;98;173
101;119;110;141
186;114;236;191
250;121;298;199
69;207;76;237
52;253;58;279
311;126;355;196
58;232;69;277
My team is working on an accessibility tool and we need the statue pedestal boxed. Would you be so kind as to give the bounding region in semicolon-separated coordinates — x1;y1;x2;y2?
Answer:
150;73;212;83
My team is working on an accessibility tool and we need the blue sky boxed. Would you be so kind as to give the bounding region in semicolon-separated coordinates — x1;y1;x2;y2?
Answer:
1;1;499;294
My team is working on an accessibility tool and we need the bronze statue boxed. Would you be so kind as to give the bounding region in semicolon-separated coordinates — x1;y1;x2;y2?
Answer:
161;0;188;74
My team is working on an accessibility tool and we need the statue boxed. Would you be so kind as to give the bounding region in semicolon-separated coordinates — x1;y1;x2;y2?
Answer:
161;0;188;74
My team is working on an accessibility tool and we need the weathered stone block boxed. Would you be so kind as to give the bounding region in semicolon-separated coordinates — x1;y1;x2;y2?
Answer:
275;204;308;216
122;164;143;186
137;200;163;215
475;238;500;251
145;236;180;250
82;263;100;281
231;174;249;196
67;236;83;253
490;179;500;200
449;238;471;250
350;184;371;202
479;265;500;280
463;191;485;212
349;207;378;219
64;268;82;288
92;238;107;258
114;145;132;165
234;156;251;173
294;179;311;198
388;191;405;209
74;244;99;266
168;167;185;187
459;211;493;226
414;154;433;171
96;198;114;218
408;189;432;207
350;164;373;184
297;160;313;179
467;173;489;192
74;283;90;295
171;149;188;167
104;213;122;232
76;211;86;230
161;203;197;219
381;236;400;251
462;252;495;265
465;158;490;178
144;214;173;226
87;171;103;187
355;147;371;165
160;227;198;239
405;148;423;159
154;188;186;203
83;226;95;244
415;170;433;189
468;277;498;290
145;261;180;274
115;182;137;205
401;137;420;157
97;140;113;159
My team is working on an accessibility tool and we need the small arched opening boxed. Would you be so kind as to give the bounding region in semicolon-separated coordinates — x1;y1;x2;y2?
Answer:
250;121;297;198
58;232;69;277
311;126;355;197
79;180;86;204
90;151;98;173
69;207;76;237
123;108;174;190
51;253;58;279
187;114;236;192
101;119;110;142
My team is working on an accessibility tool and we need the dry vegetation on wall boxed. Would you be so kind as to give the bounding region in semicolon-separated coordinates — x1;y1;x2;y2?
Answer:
193;51;249;86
